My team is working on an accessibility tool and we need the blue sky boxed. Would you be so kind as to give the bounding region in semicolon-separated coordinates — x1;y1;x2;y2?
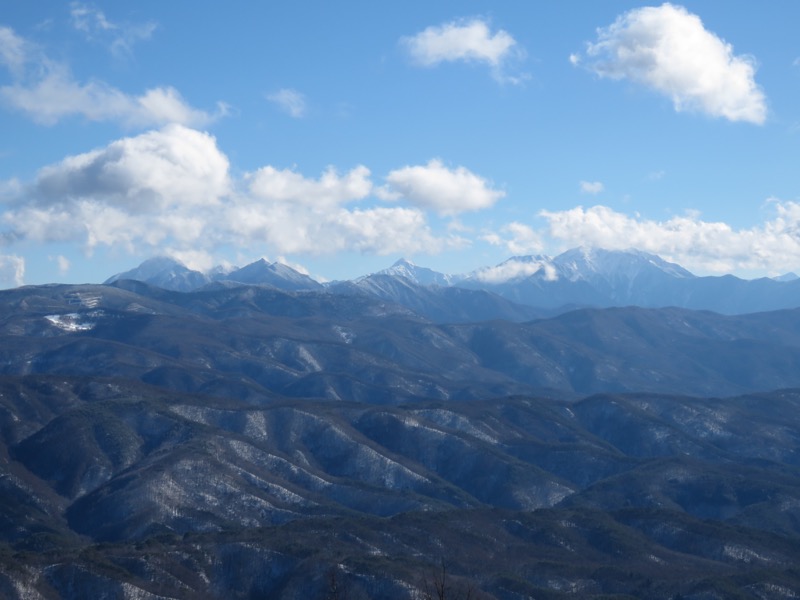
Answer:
2;1;800;287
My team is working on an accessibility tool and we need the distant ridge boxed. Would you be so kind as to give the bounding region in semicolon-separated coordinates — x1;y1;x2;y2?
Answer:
222;258;322;291
105;248;800;316
106;256;321;293
104;256;210;292
374;258;458;287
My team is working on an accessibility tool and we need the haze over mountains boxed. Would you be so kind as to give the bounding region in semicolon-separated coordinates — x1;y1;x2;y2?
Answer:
4;247;800;597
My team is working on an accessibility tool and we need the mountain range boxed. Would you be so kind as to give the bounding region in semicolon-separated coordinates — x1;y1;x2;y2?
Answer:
106;247;800;317
4;248;800;597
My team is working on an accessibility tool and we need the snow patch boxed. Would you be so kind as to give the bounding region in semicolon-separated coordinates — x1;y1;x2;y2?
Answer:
44;313;96;332
332;325;355;344
723;544;772;564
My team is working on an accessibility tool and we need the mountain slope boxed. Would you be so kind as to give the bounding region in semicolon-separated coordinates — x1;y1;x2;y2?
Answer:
329;273;549;323
7;283;800;400
106;247;800;316
377;257;457;286
4;377;800;598
462;247;800;314
220;258;323;291
104;256;211;292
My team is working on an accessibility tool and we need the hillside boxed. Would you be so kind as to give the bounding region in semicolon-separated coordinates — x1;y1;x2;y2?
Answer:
3;282;800;597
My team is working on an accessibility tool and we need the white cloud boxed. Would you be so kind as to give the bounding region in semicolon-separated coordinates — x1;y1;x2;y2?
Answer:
2;66;219;127
576;3;766;124
248;165;371;207
537;203;800;274
70;3;116;33
473;259;553;284
224;200;452;256
0;254;24;287
267;88;307;118
3;125;230;253
580;180;604;194
382;159;504;216
0;26;29;76
34;124;230;211
70;2;157;59
401;18;526;83
483;221;543;256
0;26;218;127
0;127;464;262
49;254;71;276
163;248;216;273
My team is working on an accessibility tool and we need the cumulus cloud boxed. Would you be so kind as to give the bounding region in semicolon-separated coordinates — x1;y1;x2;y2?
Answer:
482;221;543;255
237;164;457;255
0;254;24;287
267;88;307;118
537;203;800;274
248;165;372;207
0;127;466;262
3;125;230;253
580;180;604;194
575;3;766;124
401;18;526;83
226;201;452;256
381;159;504;216
33;124;230;211
0;26;219;127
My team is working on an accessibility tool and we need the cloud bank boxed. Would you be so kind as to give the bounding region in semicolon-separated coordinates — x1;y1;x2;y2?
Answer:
0;126;479;267
507;203;800;275
575;3;766;124
7;124;798;280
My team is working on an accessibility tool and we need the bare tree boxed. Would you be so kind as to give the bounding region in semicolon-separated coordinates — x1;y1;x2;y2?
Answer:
418;559;479;600
326;567;349;600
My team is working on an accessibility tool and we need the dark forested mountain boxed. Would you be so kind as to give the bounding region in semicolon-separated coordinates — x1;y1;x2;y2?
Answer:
3;373;800;598
6;282;800;399
327;273;550;323
5;279;800;598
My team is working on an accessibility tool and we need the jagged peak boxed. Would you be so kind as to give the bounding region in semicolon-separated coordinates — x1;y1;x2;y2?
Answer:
391;257;416;268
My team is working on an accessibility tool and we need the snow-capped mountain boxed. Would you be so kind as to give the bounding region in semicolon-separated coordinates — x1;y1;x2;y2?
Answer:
376;258;458;287
458;247;697;309
106;257;322;293
104;256;210;292
774;272;799;282
105;248;800;316
553;247;693;282
221;258;322;291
